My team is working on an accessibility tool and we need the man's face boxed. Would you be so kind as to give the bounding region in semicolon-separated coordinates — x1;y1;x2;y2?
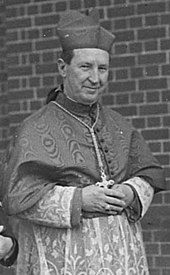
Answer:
60;48;109;105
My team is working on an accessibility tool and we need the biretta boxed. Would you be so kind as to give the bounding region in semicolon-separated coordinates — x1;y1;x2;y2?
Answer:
57;9;115;53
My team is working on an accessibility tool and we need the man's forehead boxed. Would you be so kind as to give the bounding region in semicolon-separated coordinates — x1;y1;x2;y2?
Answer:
72;48;109;63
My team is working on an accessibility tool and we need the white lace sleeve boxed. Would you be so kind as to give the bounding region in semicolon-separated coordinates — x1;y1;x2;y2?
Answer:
123;177;154;218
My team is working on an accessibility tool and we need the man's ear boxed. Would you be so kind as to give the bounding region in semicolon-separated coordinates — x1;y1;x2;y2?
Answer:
57;58;67;77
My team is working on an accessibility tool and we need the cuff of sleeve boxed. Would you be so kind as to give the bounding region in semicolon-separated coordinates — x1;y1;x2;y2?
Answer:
70;187;82;227
124;184;142;222
0;238;18;267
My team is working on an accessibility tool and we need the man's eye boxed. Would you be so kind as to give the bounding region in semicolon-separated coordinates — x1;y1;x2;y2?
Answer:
81;65;90;70
99;67;108;72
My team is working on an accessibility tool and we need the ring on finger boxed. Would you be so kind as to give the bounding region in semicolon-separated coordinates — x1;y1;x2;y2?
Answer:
105;204;111;211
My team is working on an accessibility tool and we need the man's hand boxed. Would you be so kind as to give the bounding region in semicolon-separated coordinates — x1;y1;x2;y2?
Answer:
111;184;135;208
82;184;126;215
0;226;13;260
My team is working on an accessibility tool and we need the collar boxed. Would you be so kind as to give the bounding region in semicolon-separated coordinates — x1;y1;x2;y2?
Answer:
53;87;98;117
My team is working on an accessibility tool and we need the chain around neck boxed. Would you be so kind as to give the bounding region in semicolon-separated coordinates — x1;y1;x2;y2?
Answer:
51;100;107;183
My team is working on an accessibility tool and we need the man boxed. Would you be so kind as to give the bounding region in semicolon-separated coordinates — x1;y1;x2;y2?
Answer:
2;9;165;275
0;205;18;267
0;162;18;268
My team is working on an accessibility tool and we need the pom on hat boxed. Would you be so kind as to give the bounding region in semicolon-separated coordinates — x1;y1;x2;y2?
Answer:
57;9;115;53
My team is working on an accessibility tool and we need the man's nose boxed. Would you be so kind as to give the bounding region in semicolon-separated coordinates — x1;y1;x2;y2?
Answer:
89;68;99;83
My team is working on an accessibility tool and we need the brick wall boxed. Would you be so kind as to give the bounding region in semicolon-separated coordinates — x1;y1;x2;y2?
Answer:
0;0;170;274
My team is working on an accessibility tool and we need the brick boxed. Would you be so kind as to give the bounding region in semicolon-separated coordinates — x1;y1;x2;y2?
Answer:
109;80;136;92
29;77;40;87
132;117;145;129
161;14;170;25
147;117;161;127
144;40;158;51
130;67;143;78
99;0;111;6
84;0;96;8
163;141;170;152
9;90;33;100
37;87;49;99
35;39;60;50
35;14;59;26
30;100;42;111
162;90;170;102
0;38;5;48
156;154;169;165
27;5;38;15
113;105;137;116
41;3;53;13
6;0;31;5
101;94;114;105
161;39;170;50
0;95;8;104
114;18;127;30
131;92;144;103
138;53;166;65
8;66;32;76
7;31;18;41
141;128;169;140
36;63;57;74
148;142;161;153
161;65;170;76
110;56;135;68
145;15;159;26
149;269;161;275
7;55;19;66
129;16;142;28
113;30;134;42
42;52;54;63
7;18;31;29
114;0;126;4
8;79;20;89
140;104;167;115
0;27;5;37
146;91;160;102
163;116;170;127
129;42;142;53
28;29;39;39
10;113;31;124
108;5;134;18
55;2;67;12
9;102;20;112
145;243;159;255
145;66;159;77
139;78;167;90
155;256;170;267
0;117;9;127
138;27;165;40
43;76;55;86
162;270;170;275
70;0;81;9
0;72;7;81
161;217;170;230
7;42;32;53
115;44;128;54
164;192;170;203
29;53;40;64
115;69;128;80
137;2;166;15
116;93;129;104
6;7;17;18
